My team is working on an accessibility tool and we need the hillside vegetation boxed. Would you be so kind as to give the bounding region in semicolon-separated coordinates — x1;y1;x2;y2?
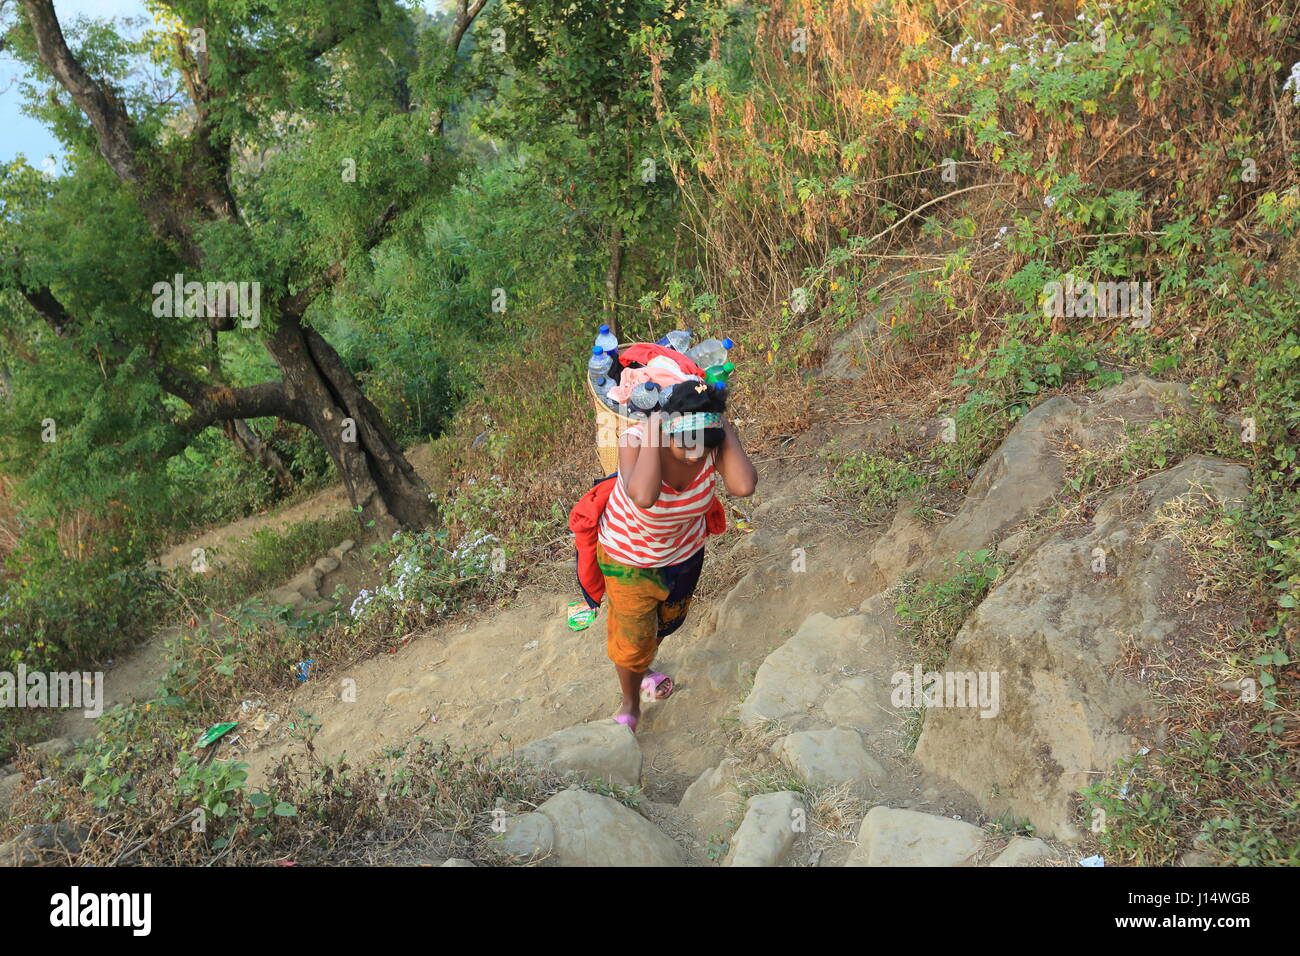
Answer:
0;0;1295;866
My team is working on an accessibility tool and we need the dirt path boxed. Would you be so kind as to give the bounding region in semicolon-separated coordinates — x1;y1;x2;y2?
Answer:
55;444;450;740
225;416;981;867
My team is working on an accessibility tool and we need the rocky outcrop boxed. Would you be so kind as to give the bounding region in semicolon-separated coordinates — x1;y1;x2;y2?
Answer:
915;455;1250;838
774;729;883;798
738;599;905;749
511;719;643;788
918;375;1193;582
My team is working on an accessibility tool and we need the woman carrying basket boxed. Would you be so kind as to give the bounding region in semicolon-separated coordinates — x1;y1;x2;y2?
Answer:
594;378;757;733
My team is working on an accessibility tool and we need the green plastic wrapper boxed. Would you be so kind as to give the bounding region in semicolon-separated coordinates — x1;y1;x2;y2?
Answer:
566;601;597;631
197;722;238;748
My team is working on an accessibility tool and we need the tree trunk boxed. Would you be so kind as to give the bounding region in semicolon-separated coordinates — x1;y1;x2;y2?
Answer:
266;315;435;538
604;224;624;337
222;419;294;492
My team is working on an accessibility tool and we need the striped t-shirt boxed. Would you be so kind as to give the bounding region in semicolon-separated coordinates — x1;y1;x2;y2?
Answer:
597;421;717;567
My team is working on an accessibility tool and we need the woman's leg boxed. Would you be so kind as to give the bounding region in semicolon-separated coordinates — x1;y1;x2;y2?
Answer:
597;542;669;724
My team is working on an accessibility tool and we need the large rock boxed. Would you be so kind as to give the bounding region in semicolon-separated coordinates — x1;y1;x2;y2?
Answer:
0;821;86;866
738;601;904;749
774;729;883;797
991;836;1062;867
0;773;22;818
496;811;556;859
535;790;683;867
845;807;985;866
916;455;1250;839
512;719;642;788
724;791;806;867
920;375;1193;582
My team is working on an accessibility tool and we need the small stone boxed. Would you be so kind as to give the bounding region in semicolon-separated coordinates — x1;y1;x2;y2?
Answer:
678;759;743;840
991;836;1061;867
385;687;415;708
998;530;1029;555
268;587;305;607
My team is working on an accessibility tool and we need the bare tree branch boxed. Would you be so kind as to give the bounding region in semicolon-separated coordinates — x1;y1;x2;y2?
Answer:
448;0;490;54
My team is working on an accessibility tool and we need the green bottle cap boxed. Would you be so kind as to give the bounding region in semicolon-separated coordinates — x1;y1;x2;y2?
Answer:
705;361;735;384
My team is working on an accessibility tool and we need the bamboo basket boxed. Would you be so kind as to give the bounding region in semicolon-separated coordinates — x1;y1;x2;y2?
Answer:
587;371;635;476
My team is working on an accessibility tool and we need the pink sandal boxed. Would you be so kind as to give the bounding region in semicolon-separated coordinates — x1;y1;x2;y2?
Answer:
613;713;639;733
640;673;674;702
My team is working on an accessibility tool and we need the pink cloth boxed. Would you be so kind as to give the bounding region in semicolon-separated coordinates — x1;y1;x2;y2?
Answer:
607;343;705;404
617;343;705;377
608;363;698;404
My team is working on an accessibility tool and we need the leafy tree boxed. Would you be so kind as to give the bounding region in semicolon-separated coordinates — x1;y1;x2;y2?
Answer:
0;0;493;535
469;0;708;333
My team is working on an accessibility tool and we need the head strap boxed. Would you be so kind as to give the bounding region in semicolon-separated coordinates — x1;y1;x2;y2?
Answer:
662;411;721;436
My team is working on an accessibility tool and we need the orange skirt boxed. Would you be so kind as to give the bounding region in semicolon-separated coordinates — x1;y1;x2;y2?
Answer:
595;540;705;671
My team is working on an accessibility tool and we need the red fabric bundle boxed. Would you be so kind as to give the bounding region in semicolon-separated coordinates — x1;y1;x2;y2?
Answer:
616;343;705;378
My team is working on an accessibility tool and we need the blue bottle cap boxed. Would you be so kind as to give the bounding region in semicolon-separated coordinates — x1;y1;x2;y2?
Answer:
592;346;602;355
723;337;734;349
599;324;610;333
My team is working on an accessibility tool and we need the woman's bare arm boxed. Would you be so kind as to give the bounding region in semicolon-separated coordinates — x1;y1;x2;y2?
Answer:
619;412;665;509
715;417;757;497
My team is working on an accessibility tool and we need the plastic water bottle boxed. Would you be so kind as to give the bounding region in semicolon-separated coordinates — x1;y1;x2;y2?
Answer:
630;381;660;412
594;324;619;354
658;384;675;407
588;346;612;378
688;336;732;369
595;375;615;400
705;361;734;385
656;330;692;353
